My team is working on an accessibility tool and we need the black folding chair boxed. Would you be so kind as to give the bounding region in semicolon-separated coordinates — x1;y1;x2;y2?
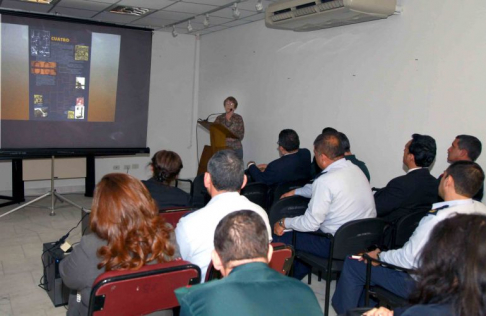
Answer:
191;174;210;208
268;195;310;226
295;218;388;316
390;209;429;249
269;178;310;208
363;253;413;309
241;182;268;210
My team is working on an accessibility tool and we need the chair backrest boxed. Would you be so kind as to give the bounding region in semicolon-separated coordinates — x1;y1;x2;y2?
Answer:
241;182;268;210
332;218;388;260
268;195;310;227
191;174;210;208
88;260;200;316
175;178;194;197
272;179;310;206
205;242;295;281
269;242;295;275
392;209;429;248
159;208;192;228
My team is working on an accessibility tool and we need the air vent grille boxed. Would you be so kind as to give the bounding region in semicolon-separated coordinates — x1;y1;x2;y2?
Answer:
318;0;345;12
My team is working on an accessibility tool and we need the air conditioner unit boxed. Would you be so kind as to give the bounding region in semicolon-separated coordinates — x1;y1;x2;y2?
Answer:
265;0;398;32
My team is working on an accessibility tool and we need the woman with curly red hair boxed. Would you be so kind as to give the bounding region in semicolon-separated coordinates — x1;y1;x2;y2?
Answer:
60;173;179;316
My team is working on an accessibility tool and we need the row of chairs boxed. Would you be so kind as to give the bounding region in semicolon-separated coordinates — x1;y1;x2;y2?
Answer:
87;243;295;315
85;209;295;315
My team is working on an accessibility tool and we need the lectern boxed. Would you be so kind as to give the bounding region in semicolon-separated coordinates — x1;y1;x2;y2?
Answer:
197;120;237;175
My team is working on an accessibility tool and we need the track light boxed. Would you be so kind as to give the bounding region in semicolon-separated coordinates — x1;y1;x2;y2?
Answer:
256;0;263;12
172;25;178;37
203;14;210;28
232;3;240;19
187;20;193;32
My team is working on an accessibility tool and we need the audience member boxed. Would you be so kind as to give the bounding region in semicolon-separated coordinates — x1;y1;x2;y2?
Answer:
373;134;438;222
332;161;486;314
247;129;311;186
339;132;371;181
60;173;178;316
311;127;338;177
175;150;271;281
143;150;191;209
363;213;486;316
274;132;376;279
443;134;483;201
175;210;322;316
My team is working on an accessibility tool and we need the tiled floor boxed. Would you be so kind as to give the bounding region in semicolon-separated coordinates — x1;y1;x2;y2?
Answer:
0;192;337;316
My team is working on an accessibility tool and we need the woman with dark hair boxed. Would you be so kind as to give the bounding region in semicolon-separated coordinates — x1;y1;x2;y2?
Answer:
143;150;191;209
214;96;245;159
363;213;486;316
60;173;179;316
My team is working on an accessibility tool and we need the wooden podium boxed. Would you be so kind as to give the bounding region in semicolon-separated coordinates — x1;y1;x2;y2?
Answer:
197;120;237;175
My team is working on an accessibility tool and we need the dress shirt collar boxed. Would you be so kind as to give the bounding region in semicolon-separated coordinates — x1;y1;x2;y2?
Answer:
407;167;422;174
207;191;241;206
432;198;473;210
323;157;347;172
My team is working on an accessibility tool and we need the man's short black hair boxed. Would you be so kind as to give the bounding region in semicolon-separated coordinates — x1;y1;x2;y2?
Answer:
214;210;269;267
445;161;484;198
278;129;300;152
409;134;437;168
456;135;482;162
314;132;344;160
322;127;338;135
207;150;244;191
338;132;351;152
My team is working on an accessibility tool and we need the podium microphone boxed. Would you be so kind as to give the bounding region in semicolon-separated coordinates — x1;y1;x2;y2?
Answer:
199;112;224;122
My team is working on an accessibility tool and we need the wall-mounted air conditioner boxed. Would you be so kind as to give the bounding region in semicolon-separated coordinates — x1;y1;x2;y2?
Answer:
265;0;398;32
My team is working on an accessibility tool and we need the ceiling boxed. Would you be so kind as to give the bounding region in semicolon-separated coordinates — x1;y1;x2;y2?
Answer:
0;0;276;36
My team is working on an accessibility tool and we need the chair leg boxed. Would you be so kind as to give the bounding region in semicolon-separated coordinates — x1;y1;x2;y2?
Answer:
318;270;322;281
308;271;312;285
324;272;331;316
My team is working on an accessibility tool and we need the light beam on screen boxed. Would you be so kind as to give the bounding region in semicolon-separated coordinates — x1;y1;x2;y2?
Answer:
88;33;120;122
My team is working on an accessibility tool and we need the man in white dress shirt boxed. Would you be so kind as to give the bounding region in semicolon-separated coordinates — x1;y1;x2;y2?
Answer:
332;160;486;314
175;150;271;281
273;132;376;279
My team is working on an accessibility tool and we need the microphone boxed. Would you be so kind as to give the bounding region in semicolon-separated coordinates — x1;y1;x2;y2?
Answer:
199;112;224;122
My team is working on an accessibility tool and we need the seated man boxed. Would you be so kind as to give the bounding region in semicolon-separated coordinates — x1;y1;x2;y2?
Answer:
175;210;322;316
374;134;439;222
247;129;311;186
444;134;483;201
175;150;271;281
332;161;486;314
274;132;376;279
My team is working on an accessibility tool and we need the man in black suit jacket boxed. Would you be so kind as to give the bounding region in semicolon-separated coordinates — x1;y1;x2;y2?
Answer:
374;134;439;222
247;129;311;186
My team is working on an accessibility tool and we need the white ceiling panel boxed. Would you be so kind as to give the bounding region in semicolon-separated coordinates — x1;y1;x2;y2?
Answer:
1;0;53;13
117;0;175;10
53;7;98;18
164;1;218;15
56;0;112;11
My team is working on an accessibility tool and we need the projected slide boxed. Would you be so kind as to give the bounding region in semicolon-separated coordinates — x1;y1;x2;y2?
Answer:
0;14;152;150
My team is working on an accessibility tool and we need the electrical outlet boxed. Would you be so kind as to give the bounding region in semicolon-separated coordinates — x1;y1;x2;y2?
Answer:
113;165;120;170
132;164;139;169
123;165;130;170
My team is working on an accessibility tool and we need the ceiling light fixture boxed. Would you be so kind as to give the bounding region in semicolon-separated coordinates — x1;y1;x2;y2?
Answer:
187;20;193;32
203;14;210;28
256;0;263;12
172;25;178;38
232;3;240;19
20;0;59;4
110;5;151;16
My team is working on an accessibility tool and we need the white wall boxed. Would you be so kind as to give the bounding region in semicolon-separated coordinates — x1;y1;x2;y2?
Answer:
0;31;199;195
198;0;486;188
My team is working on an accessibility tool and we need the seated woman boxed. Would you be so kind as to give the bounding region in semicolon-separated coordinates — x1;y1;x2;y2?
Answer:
143;150;191;209
363;213;486;316
60;173;179;316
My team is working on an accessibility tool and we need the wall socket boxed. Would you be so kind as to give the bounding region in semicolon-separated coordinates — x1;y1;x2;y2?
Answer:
113;165;120;170
123;165;131;170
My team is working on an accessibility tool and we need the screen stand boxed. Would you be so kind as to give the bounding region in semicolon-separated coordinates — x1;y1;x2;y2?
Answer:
0;156;86;219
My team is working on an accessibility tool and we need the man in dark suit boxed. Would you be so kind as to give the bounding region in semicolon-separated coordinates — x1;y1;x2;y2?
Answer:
443;134;483;201
374;134;439;222
175;210;322;316
247;129;311;186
